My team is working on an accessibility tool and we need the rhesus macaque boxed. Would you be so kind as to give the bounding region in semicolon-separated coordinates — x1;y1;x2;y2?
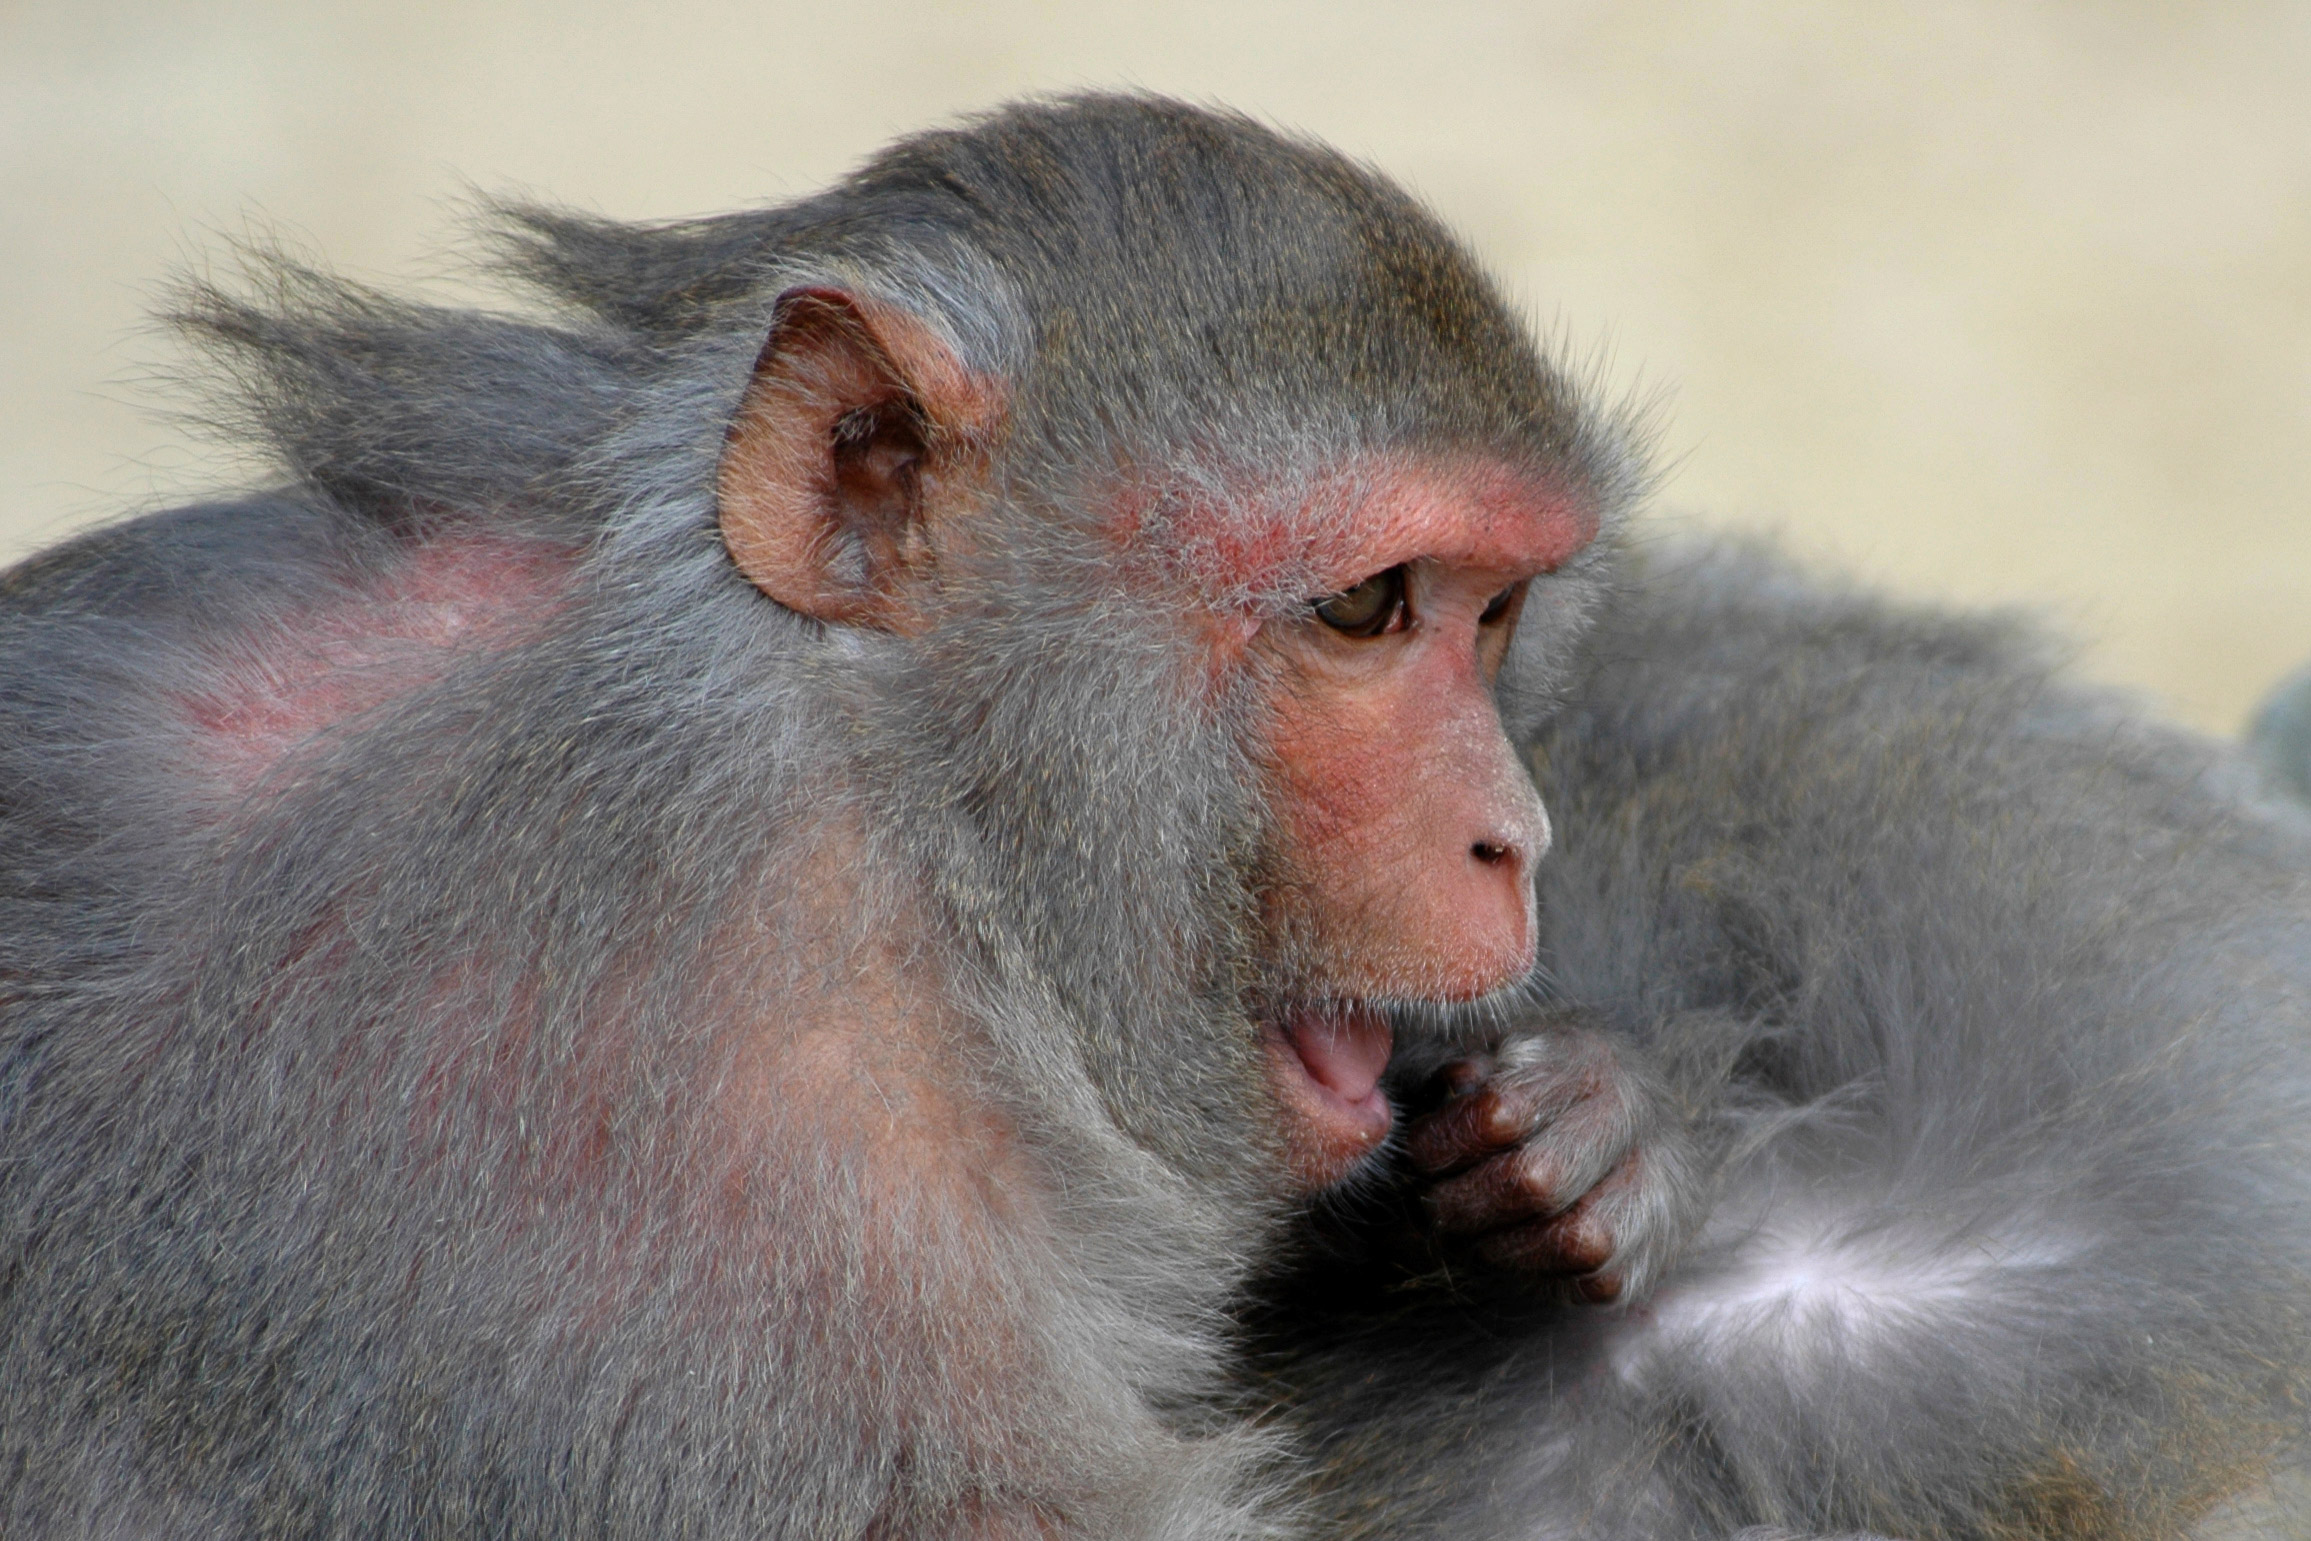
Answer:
0;96;1639;1538
4;92;2308;1541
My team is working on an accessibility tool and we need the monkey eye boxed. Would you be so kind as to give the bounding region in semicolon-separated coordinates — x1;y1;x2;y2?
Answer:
1313;565;1409;638
1479;581;1526;627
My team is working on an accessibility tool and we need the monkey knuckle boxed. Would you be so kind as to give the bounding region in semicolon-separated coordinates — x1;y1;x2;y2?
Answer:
1506;1147;1567;1205
1436;1055;1493;1098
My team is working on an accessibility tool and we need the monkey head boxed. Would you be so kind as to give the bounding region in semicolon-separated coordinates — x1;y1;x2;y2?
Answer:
711;103;1637;1195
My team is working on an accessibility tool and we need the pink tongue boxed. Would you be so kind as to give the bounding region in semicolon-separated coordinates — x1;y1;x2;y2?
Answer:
1284;1004;1394;1106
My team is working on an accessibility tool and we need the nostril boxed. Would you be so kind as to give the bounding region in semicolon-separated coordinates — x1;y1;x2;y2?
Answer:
1471;839;1513;866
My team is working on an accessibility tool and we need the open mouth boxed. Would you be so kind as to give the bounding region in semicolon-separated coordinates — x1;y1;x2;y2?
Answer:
1262;1001;1396;1185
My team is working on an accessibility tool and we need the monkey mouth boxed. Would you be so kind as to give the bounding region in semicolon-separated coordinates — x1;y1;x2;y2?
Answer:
1262;1002;1395;1186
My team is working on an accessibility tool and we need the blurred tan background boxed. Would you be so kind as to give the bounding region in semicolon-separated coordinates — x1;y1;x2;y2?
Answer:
3;1;2306;735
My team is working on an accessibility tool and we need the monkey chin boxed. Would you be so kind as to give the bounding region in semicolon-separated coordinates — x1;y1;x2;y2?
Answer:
1263;1003;1396;1191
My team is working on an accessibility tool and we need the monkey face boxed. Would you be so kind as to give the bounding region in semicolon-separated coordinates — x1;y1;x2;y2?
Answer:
1241;458;1594;1187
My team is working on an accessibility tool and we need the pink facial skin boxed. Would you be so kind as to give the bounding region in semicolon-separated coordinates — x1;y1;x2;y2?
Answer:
1176;456;1597;1190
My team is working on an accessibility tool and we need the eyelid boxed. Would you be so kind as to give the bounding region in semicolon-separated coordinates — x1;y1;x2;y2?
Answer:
1479;579;1527;625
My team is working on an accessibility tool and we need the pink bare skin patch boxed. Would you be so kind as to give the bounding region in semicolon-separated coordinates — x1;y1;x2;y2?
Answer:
182;535;571;791
1123;453;1598;622
1293;456;1598;595
1105;451;1596;1191
1263;1003;1396;1189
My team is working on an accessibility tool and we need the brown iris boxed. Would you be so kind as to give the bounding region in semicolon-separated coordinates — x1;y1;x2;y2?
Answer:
1314;565;1409;637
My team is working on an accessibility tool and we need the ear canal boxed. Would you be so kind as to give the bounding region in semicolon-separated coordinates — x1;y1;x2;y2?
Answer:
715;286;1000;633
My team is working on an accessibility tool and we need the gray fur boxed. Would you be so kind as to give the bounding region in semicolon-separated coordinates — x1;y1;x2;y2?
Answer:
9;91;2307;1541
1254;537;2311;1539
2249;664;2311;808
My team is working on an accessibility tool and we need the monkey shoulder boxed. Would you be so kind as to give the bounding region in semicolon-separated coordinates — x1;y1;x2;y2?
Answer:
1525;535;2311;1082
1541;538;2054;770
1;498;357;896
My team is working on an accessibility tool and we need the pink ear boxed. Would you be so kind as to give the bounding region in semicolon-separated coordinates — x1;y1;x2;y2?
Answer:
715;287;1001;632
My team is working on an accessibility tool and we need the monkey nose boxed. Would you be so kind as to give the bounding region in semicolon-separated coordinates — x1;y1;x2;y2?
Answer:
1443;790;1545;980
1469;787;1551;878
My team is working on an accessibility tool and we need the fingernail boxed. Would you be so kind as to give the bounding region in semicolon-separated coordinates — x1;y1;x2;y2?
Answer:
1576;1274;1623;1304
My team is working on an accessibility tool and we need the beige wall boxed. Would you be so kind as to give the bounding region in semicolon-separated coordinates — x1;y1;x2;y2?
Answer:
4;1;2305;735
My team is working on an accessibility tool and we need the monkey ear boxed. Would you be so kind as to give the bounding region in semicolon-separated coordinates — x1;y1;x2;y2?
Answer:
716;286;1000;632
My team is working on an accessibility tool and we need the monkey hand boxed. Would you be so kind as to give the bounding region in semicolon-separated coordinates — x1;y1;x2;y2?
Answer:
1400;1017;1696;1303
